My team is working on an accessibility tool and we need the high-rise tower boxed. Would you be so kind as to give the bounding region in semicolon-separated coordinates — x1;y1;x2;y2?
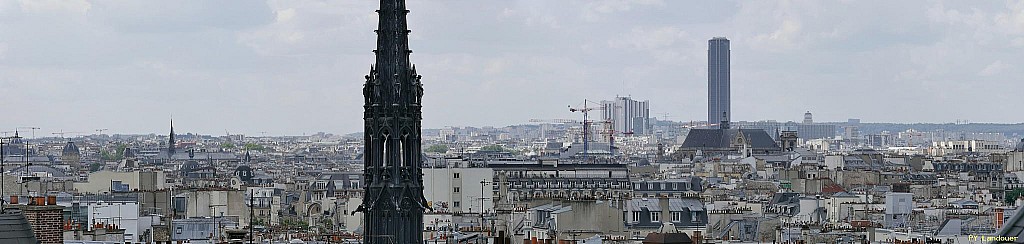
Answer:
357;0;428;243
600;96;650;135
708;37;730;128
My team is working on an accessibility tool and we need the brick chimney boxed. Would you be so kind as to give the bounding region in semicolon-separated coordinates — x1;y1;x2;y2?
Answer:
10;196;65;244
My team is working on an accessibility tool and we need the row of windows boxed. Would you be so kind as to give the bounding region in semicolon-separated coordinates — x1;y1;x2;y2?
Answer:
632;182;693;191
510;182;627;189
629;211;697;223
502;171;626;179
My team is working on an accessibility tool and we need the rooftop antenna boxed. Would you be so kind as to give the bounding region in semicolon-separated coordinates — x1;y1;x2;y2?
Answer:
1;132;24;208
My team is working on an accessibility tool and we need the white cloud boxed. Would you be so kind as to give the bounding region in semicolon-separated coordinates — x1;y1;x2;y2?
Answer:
2;0;1024;134
609;26;687;50
276;8;296;22
237;1;375;56
980;60;1008;76
581;0;663;22
752;19;802;50
18;0;90;14
607;26;697;64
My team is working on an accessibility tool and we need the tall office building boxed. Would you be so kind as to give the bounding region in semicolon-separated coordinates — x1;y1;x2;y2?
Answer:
708;37;730;127
600;96;650;135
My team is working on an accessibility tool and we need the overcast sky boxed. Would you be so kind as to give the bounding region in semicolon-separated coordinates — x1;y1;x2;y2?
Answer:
1;1;1022;136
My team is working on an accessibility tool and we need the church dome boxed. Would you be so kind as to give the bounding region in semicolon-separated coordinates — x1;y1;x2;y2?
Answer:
62;141;80;156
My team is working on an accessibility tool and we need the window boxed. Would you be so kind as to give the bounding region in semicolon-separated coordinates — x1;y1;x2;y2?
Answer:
651;212;660;222
691;212;697;222
632;212;640;222
454;173;460;178
453;201;461;208
454;187;460;193
672;212;682;222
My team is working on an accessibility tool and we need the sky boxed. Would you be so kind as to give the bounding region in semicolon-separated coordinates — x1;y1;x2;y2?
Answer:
1;0;1022;136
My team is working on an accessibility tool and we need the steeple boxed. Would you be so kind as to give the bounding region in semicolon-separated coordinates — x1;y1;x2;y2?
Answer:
359;0;427;243
720;111;730;130
168;119;176;158
364;0;421;108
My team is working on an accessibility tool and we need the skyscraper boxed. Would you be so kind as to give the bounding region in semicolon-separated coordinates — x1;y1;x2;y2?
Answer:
708;37;730;127
600;96;650;135
357;0;428;243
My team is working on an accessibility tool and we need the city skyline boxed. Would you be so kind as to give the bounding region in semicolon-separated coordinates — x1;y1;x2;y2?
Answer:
2;1;1024;135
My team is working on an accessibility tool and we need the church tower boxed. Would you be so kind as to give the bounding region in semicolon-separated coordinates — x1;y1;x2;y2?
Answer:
357;0;428;243
168;119;176;159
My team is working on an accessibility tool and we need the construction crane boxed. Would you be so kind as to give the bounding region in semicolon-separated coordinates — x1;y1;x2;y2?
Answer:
528;119;579;124
16;127;40;139
52;131;86;140
596;119;635;157
0;131;17;137
569;100;610;160
657;112;673;122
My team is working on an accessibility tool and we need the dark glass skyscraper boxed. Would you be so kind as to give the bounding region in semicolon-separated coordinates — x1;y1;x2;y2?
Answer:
708;37;730;127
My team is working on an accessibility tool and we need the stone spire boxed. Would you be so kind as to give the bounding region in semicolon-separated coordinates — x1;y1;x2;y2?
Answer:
358;0;427;243
168;119;176;158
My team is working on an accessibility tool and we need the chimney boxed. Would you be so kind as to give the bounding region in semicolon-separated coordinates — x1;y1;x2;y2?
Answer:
659;195;670;227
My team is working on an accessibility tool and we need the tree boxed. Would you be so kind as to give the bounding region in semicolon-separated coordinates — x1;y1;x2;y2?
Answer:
1007;188;1024;204
100;144;127;161
280;217;309;231
318;216;334;233
100;150;117;161
220;142;236;149
244;143;265;151
89;162;103;172
425;144;448;153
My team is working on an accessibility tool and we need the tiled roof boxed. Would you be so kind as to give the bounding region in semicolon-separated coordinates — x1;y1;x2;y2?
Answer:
626;198;661;212
680;129;780;150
